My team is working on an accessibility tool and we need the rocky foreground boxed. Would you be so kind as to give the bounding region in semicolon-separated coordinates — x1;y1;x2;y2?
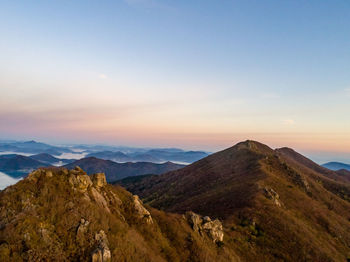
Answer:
0;167;236;261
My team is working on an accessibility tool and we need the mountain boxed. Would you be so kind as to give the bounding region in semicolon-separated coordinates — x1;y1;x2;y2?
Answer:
0;154;46;177
336;169;350;182
30;153;62;164
30;153;74;165
322;161;350;171
86;151;132;162
0;167;238;261
141;149;208;163
30;153;75;165
0;153;74;178
64;157;185;182
86;149;208;164
119;140;350;261
0;140;72;155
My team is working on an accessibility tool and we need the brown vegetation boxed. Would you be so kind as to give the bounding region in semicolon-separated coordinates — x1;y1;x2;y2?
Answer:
120;140;350;262
0;167;238;261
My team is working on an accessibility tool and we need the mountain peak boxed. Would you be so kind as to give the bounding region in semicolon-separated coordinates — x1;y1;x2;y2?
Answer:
233;140;274;154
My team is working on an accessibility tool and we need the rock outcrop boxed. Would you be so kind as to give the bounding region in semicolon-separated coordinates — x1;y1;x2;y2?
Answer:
263;187;282;207
91;230;111;262
68;166;92;192
76;218;90;244
91;173;107;189
133;195;153;224
91;187;111;213
185;211;224;243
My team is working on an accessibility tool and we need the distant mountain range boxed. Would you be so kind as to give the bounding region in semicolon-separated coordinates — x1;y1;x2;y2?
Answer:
86;149;208;163
0;154;74;178
64;157;185;182
322;161;350;171
0;152;185;182
0;140;73;155
0;140;209;163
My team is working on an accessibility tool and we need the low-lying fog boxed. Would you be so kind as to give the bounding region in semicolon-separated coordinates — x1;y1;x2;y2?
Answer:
0;171;21;190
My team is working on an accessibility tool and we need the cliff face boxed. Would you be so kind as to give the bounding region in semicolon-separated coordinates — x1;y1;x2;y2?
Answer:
0;167;237;262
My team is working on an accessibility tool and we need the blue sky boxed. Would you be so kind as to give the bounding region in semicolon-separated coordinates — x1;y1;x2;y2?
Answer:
0;0;350;162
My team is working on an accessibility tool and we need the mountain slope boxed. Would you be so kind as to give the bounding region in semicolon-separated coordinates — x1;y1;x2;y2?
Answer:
0;155;46;178
86;151;132;162
119;140;350;262
0;167;238;261
64;157;185;182
29;153;74;165
336;169;350;182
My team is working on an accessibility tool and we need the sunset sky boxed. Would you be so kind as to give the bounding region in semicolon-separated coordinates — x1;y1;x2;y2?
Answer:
1;0;350;161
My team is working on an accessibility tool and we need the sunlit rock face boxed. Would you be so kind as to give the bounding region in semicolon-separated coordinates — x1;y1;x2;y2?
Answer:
185;211;224;243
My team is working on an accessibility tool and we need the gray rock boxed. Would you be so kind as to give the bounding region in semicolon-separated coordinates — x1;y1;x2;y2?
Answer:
185;211;224;243
263;187;282;207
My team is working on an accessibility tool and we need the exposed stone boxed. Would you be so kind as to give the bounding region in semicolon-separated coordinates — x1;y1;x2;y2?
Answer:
91;173;107;189
76;218;90;244
202;219;224;243
264;187;282;207
45;170;53;178
109;191;122;206
68;167;92;192
133;195;153;224
186;211;202;232
91;188;110;213
27;169;43;183
185;211;224;243
92;230;111;262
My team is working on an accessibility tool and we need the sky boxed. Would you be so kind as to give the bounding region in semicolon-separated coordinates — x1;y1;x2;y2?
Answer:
0;0;350;162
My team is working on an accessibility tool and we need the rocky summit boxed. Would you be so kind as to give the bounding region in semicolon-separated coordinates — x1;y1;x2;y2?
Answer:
0;166;237;261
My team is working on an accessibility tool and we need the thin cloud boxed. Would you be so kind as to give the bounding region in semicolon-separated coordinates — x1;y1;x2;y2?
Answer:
282;119;295;126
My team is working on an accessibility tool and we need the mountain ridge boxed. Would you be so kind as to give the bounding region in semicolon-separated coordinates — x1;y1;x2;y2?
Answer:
119;140;350;261
64;157;185;182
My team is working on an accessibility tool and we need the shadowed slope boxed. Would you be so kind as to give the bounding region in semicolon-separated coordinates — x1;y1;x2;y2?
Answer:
123;141;272;219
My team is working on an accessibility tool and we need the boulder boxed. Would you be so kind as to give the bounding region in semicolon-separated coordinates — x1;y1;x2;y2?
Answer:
185;211;224;243
91;173;107;189
133;195;153;224
68;167;92;192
